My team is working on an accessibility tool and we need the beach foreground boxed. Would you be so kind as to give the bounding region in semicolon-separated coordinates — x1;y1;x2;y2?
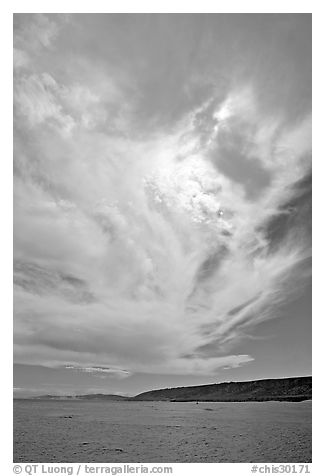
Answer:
13;400;311;463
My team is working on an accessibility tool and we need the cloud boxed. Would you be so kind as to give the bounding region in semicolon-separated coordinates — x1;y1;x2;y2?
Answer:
64;365;131;379
14;73;75;134
14;13;64;54
13;15;311;378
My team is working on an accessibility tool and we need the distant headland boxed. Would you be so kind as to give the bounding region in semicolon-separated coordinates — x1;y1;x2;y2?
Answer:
15;376;312;402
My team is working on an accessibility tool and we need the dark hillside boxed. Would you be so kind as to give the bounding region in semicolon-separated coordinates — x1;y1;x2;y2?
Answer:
133;376;312;402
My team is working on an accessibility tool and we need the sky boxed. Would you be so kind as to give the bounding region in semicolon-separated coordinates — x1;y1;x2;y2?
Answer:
13;13;312;397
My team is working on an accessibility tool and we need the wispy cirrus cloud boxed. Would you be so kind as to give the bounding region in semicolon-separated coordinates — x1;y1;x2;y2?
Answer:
13;14;311;378
64;365;131;379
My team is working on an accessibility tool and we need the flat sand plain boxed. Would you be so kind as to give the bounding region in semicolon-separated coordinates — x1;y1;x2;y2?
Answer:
13;400;311;463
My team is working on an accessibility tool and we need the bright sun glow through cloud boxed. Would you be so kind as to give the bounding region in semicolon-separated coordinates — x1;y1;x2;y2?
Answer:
13;14;311;380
